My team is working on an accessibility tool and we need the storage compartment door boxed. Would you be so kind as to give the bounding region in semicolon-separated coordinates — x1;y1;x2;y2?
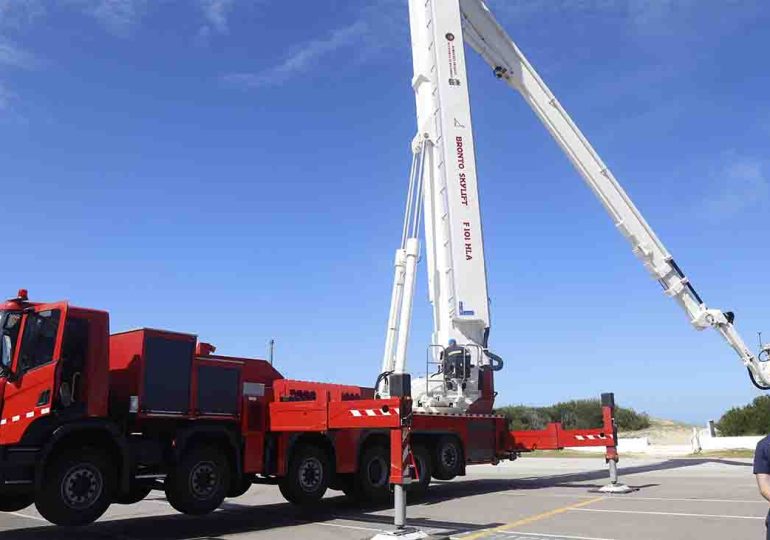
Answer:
142;336;194;414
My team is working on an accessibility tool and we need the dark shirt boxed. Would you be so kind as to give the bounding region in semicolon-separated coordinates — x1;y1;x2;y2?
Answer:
754;435;770;474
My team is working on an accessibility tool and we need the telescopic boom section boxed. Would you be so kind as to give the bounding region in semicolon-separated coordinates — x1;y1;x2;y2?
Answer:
457;0;770;388
379;0;498;412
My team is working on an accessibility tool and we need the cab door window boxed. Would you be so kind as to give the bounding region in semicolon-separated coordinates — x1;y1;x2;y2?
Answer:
18;310;61;373
0;312;22;372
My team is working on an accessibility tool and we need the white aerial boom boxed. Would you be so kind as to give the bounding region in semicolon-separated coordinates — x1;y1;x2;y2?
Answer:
378;0;770;413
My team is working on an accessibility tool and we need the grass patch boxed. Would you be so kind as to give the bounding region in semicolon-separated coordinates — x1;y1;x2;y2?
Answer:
691;449;754;459
518;450;603;458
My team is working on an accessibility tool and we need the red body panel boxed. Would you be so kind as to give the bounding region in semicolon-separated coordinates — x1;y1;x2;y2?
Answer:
70;307;110;419
108;330;146;409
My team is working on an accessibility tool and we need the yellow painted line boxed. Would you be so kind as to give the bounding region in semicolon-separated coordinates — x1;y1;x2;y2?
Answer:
458;496;605;540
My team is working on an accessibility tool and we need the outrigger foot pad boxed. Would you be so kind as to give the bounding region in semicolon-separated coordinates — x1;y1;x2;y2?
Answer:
597;482;635;494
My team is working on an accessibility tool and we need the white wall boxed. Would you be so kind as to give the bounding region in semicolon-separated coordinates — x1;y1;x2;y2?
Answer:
564;431;762;455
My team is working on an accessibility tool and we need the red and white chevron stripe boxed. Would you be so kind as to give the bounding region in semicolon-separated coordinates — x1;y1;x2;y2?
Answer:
349;407;400;417
574;434;607;441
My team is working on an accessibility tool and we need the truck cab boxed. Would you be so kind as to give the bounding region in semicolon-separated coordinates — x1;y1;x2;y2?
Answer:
0;290;109;450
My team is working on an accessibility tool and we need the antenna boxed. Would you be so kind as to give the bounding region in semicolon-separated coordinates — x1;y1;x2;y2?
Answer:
268;339;275;365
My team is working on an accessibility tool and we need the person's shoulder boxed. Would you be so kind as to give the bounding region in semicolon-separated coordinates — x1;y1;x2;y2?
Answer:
756;434;770;451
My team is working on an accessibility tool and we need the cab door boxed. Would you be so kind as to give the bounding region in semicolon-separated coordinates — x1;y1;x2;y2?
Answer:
0;303;67;445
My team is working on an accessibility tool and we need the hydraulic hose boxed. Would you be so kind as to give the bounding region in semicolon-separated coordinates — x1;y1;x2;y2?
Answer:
748;367;770;391
374;370;394;398
486;350;504;372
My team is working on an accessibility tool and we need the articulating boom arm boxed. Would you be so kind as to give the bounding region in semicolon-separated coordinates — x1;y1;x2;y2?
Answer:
458;0;770;388
380;0;500;413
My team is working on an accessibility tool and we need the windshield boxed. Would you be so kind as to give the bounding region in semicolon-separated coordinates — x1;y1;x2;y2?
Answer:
0;310;22;373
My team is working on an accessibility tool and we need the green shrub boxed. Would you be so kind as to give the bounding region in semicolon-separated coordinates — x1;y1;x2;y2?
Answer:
495;399;650;431
716;395;770;436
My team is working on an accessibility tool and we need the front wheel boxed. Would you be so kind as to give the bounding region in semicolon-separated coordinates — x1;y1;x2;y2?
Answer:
165;445;231;515
279;444;330;506
35;449;115;526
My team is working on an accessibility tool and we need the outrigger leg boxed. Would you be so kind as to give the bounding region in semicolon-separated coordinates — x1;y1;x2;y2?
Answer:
598;393;633;494
371;375;431;540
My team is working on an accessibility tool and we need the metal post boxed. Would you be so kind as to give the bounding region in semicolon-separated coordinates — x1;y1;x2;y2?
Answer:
268;339;274;365
394;485;406;529
608;458;618;484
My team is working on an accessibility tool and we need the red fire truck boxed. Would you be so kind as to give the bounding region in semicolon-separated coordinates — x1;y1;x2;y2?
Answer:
0;290;617;526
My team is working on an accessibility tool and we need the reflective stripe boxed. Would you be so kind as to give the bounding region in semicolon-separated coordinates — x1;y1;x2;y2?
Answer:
0;406;54;427
574;434;607;441
349;407;402;417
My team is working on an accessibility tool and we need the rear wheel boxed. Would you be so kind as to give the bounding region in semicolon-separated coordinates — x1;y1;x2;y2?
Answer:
0;494;33;512
278;444;330;506
355;445;390;504
408;444;431;498
35;448;115;526
432;436;462;481
165;445;231;515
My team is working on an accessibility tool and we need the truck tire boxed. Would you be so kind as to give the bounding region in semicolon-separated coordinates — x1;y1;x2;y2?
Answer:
432;436;462;480
165;444;231;515
0;494;33;512
227;475;253;498
35;448;115;526
114;483;153;505
408;444;431;498
355;445;390;504
278;444;330;506
337;474;358;499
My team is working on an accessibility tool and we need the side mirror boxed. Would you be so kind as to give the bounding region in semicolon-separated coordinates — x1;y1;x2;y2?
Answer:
0;334;14;381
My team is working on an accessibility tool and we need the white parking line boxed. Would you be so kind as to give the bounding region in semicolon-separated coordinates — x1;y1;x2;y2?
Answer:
572;508;764;520
7;512;47;522
318;522;384;532
500;531;614;540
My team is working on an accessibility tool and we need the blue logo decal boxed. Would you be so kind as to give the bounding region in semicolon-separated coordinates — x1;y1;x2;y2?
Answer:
459;301;475;316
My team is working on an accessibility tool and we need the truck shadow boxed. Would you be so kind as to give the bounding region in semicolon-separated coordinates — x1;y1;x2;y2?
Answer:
422;457;750;503
0;457;750;539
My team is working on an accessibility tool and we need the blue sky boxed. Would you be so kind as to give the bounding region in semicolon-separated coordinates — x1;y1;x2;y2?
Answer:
1;0;768;423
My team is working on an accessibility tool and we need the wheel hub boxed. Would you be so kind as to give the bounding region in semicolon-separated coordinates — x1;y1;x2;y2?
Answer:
61;464;102;509
366;456;388;487
298;457;323;492
190;461;219;500
441;445;458;469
